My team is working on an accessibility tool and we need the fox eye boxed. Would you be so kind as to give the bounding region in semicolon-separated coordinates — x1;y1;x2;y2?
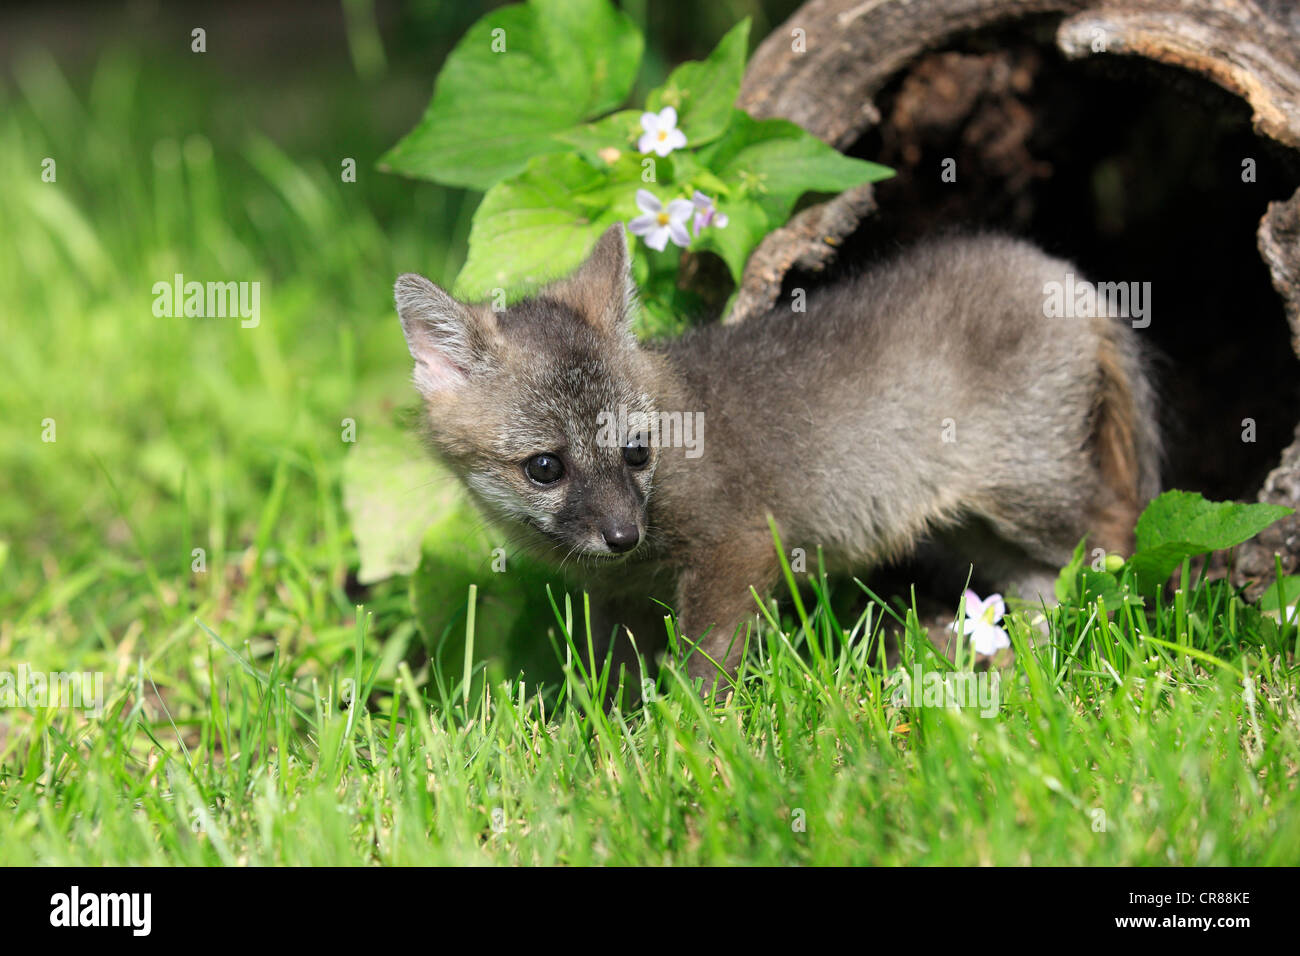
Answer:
524;453;565;485
622;434;651;469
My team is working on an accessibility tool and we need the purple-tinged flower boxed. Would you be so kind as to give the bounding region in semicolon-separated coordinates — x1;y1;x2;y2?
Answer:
691;190;729;236
951;589;1010;656
628;189;692;251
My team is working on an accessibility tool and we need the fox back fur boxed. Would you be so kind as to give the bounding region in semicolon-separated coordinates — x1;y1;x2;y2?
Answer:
394;226;1159;692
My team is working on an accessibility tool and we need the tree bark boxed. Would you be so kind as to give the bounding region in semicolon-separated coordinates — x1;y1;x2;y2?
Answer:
733;0;1300;591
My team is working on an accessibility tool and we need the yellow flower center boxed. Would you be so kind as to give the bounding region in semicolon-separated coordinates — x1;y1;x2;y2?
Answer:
656;212;670;226
657;130;668;141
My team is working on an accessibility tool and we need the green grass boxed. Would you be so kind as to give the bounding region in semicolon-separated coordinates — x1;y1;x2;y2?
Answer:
2;47;1299;867
5;562;1300;865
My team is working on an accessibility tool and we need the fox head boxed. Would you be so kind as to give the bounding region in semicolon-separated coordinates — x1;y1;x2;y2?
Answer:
394;224;665;562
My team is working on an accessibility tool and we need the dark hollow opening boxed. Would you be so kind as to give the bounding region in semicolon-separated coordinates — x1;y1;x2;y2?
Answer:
808;16;1300;504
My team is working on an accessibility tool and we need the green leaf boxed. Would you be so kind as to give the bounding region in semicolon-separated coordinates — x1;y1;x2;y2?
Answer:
1126;543;1202;597
409;509;565;687
656;148;725;195
690;196;771;282
1257;575;1300;612
646;19;750;148
1054;537;1127;607
552;110;643;164
1127;490;1293;595
379;0;643;190
699;111;893;220
1135;490;1292;553
332;423;567;684
1081;568;1125;607
341;425;452;584
453;153;638;299
1055;539;1088;603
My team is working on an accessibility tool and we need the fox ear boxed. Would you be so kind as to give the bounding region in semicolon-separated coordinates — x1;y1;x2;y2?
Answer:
547;223;637;339
394;274;495;398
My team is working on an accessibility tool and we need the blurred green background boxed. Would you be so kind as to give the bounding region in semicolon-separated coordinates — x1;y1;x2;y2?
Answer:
5;2;1300;871
0;0;802;690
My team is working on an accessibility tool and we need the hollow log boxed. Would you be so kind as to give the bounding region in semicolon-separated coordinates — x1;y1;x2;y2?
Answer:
732;0;1300;593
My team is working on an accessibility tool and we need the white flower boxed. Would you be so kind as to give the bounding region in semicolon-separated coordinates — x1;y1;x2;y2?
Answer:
628;189;692;251
952;589;1010;656
1264;598;1300;627
691;190;729;236
638;106;687;157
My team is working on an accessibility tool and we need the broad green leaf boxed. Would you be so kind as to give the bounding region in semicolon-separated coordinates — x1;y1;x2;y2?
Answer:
409;506;566;687
1078;568;1125;607
690;196;770;282
1054;538;1128;607
330;423;569;683
552;110;643;164
689;166;730;196
380;0;643;190
341;424;452;584
699;111;893;219
1257;575;1300;612
657;148;726;195
1127;490;1292;595
1126;543;1201;597
1135;490;1292;553
646;19;750;148
454;153;638;299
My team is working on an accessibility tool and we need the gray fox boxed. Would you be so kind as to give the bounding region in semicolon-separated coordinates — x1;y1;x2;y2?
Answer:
394;225;1159;695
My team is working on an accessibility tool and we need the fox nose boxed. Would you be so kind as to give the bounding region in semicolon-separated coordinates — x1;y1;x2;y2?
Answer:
600;521;640;553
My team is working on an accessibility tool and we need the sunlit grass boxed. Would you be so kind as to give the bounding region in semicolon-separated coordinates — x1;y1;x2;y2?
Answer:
5;560;1299;865
1;48;1297;866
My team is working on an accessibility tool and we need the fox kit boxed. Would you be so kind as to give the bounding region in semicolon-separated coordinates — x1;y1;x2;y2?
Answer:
394;225;1159;694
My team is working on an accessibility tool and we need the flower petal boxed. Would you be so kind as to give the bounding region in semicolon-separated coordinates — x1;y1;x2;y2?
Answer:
628;214;657;236
666;198;694;222
640;111;659;133
668;220;691;248
970;623;1010;656
657;105;677;129
637;132;656;154
692;190;712;210
643;226;670;252
634;189;661;214
665;128;687;151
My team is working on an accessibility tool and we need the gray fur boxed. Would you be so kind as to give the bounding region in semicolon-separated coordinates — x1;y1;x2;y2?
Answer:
394;225;1160;693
